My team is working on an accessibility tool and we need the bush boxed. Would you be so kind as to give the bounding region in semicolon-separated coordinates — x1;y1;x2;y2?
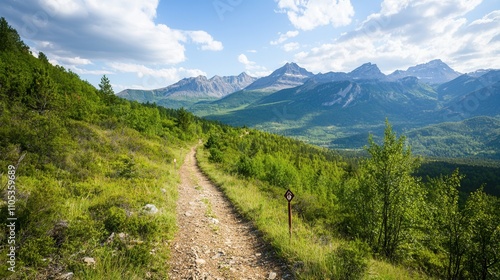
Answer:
112;155;137;179
236;155;261;178
127;215;159;240
326;241;369;280
264;156;298;189
124;243;152;266
104;206;127;233
208;148;223;163
204;134;219;149
18;236;56;268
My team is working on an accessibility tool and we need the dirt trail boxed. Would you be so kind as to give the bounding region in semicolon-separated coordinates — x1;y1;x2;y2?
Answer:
168;147;291;280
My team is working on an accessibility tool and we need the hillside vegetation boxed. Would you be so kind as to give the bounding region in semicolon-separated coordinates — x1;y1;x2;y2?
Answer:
0;18;204;279
197;121;500;279
1;18;499;279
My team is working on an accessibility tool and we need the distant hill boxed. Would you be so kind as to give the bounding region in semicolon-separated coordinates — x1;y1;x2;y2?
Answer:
407;116;500;159
437;70;500;101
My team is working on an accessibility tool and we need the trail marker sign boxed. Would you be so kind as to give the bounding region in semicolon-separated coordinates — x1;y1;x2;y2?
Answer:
284;189;294;241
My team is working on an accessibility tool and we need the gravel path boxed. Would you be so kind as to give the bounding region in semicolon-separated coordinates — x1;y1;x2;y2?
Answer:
168;147;292;280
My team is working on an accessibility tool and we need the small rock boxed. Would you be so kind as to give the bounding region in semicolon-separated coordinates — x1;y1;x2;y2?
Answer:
143;204;158;214
106;232;115;244
195;258;206;265
161;188;167;194
255;253;262;257
185;211;192;217
82;257;95;266
209;217;219;224
118;232;129;242
56;272;74;280
268;271;277;280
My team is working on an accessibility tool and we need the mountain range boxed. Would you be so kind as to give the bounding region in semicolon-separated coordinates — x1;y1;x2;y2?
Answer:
117;60;500;158
118;72;256;107
117;59;461;103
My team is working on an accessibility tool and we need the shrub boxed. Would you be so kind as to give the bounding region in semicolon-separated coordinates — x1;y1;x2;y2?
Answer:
124;243;152;266
104;206;127;233
208;148;223;163
18;236;56;268
236;155;257;178
204;134;219;149
127;215;159;240
264;156;298;189
326;241;369;280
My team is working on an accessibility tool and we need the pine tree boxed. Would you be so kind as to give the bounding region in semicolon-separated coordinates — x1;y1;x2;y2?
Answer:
0;17;29;52
25;67;57;114
98;75;114;96
98;75;115;104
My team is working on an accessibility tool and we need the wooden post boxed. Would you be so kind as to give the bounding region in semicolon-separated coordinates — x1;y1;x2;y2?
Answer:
284;189;294;242
288;200;292;240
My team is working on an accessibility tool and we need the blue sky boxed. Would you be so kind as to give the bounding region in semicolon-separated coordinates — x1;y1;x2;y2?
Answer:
1;0;499;92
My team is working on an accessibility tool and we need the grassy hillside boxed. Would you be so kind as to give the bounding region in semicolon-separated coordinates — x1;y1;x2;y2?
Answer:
407;116;500;159
196;122;500;279
0;18;206;279
196;147;429;279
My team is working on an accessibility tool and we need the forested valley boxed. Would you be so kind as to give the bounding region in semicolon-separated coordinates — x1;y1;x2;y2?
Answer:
1;18;499;279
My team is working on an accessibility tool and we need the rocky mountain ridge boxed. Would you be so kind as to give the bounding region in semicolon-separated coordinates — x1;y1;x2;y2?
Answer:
117;60;465;102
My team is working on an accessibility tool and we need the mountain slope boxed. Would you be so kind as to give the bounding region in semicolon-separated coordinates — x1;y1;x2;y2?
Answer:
437;70;500;101
0;18;207;279
118;72;256;102
388;59;461;84
244;62;314;91
349;62;387;80
208;77;438;127
407;116;500;158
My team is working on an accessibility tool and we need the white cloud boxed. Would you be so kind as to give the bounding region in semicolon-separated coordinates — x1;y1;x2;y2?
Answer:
270;30;299;45
184;31;224;51
0;0;222;65
69;66;114;76
237;54;271;77
283;42;300;52
108;62;206;85
276;0;355;31
294;0;499;73
238;54;252;65
57;56;93;66
107;62;207;90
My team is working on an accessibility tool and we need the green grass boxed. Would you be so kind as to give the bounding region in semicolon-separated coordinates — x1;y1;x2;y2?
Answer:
0;121;193;279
